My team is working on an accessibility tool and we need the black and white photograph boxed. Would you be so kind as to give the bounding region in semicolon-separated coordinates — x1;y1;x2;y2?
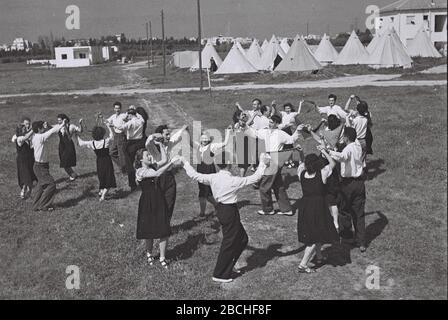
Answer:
0;0;447;303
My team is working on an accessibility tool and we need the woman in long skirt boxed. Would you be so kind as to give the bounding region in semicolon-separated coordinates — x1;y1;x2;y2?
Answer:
11;117;37;199
77;125;117;201
134;143;178;269
296;148;339;273
57;114;82;181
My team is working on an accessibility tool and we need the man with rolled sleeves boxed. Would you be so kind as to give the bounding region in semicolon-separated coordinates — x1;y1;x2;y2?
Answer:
329;127;367;253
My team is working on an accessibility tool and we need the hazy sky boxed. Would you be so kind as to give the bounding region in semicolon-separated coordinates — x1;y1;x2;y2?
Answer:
0;0;393;44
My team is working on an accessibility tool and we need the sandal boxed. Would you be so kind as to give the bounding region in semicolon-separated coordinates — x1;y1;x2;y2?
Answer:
146;253;155;266
159;258;169;269
298;265;316;273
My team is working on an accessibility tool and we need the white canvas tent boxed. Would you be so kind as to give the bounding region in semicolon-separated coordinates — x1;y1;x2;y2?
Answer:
334;30;369;65
261;39;269;51
367;31;383;54
190;40;223;70
236;41;247;56
366;28;413;69
259;35;287;71
314;33;339;65
246;39;263;70
172;51;197;68
275;35;322;72
280;38;290;54
215;43;258;74
406;27;442;58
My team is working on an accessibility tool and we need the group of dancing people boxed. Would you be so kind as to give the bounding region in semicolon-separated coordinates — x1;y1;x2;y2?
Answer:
12;92;373;281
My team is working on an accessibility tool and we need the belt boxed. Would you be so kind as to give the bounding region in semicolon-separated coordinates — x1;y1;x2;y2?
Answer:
341;176;364;183
35;161;49;165
217;202;237;207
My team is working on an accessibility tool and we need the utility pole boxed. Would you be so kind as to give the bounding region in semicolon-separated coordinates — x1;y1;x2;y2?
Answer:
161;10;166;77
197;0;203;91
149;20;153;66
146;22;150;68
50;30;54;59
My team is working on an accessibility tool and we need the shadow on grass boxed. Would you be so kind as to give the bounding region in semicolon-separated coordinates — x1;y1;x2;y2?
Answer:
366;158;386;181
54;171;97;184
55;185;96;209
243;243;305;273
169;220;221;261
321;210;388;267
365;211;388;246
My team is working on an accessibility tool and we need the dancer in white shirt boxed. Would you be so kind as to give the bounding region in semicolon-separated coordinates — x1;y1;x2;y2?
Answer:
107;101;127;173
329;127;367;253
178;151;270;283
244;115;303;216
30;119;67;211
114;105;146;191
192;129;232;217
314;94;348;120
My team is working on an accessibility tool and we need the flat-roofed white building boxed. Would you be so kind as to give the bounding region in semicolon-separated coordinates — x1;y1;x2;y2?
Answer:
52;46;110;68
374;0;447;51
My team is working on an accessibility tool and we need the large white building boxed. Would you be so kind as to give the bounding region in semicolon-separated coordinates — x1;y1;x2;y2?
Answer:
375;0;447;50
52;46;111;68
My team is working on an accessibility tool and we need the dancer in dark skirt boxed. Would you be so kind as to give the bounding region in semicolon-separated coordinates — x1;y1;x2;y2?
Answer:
11;117;37;199
296;148;339;273
134;144;178;269
77;125;117;201
193;129;231;217
57;114;82;181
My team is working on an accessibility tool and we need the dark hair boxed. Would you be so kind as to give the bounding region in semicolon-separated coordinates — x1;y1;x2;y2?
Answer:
16;124;25;137
232;110;242;124
271;114;282;124
92;126;106;140
304;154;321;174
343;127;357;142
32;121;45;133
57;113;70;122
283;103;295;111
356;101;369;117
215;151;232;169
327;114;341;131
328;94;337;101
136;106;149;121
21;116;31;123
134;148;145;170
155;124;169;134
113;101;122;108
260;105;268;114
252;98;262;105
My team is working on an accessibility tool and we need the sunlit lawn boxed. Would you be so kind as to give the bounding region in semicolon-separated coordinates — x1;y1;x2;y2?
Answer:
0;84;446;299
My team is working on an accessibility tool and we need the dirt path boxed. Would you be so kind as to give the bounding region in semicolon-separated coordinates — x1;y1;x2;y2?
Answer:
420;64;447;74
0;73;445;99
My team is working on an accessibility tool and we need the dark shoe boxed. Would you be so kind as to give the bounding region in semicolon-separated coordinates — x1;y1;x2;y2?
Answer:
359;246;367;253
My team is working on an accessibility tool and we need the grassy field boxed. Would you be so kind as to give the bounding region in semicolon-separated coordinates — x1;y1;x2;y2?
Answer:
0;84;446;299
2;55;444;96
0;63;127;95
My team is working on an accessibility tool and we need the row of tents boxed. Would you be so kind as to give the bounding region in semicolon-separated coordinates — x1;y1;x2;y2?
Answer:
172;26;442;74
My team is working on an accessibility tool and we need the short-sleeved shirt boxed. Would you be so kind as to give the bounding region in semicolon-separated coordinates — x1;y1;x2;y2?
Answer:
318;105;347;119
